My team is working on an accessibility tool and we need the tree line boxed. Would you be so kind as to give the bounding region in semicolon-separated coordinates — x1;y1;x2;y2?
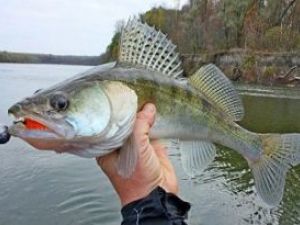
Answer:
105;0;299;60
102;0;299;85
0;51;102;66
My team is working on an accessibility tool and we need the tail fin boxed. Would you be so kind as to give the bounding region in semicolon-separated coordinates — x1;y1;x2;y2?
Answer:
248;134;300;206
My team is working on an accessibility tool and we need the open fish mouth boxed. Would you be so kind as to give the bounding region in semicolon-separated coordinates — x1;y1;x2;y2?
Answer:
14;117;49;130
9;114;75;140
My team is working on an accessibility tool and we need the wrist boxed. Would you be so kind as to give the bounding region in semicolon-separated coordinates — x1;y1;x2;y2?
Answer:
116;184;156;206
115;179;179;206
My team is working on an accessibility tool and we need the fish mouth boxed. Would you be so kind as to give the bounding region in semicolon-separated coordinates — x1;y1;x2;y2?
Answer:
8;114;76;140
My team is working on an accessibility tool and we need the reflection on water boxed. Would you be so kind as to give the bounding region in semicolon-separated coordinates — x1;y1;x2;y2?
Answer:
0;63;299;225
240;94;300;133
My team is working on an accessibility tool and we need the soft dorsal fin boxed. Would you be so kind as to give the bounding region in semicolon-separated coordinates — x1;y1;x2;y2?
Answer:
189;64;244;121
118;19;184;79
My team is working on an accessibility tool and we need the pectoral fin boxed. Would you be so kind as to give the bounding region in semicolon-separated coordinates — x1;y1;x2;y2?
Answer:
116;136;138;178
180;141;216;177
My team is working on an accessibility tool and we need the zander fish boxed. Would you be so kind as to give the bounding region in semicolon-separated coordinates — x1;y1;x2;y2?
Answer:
7;20;300;206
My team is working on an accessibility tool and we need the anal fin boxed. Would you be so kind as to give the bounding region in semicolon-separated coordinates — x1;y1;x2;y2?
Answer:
180;141;216;177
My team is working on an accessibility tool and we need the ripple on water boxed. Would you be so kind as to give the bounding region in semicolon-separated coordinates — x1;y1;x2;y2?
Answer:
57;187;119;225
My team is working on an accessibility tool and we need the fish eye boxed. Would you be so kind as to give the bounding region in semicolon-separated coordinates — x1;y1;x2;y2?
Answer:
50;94;69;111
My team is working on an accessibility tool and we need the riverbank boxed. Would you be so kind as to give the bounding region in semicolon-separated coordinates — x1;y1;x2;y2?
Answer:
236;82;300;99
182;49;300;87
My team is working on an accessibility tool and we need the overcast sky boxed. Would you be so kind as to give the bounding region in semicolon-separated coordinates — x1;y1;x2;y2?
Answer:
0;0;188;56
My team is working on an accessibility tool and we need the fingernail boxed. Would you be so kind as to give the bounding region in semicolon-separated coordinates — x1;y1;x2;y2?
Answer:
144;104;155;113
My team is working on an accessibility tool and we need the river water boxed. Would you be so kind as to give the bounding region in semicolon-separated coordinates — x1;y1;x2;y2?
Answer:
0;63;299;225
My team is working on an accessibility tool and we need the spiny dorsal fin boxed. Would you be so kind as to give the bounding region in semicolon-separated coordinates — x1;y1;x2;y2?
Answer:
189;64;244;121
119;19;184;79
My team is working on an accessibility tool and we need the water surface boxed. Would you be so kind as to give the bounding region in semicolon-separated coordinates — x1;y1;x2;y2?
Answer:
0;63;299;225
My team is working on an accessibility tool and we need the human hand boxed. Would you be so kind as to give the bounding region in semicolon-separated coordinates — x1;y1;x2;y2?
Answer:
96;103;178;206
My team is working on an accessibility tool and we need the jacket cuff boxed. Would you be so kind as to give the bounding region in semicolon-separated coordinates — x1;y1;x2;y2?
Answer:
121;186;191;225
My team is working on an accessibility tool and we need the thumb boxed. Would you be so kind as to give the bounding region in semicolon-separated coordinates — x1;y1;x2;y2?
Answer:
138;103;156;127
132;103;156;158
133;103;156;139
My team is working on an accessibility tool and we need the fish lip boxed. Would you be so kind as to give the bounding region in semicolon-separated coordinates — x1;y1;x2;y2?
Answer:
8;113;75;140
8;123;59;140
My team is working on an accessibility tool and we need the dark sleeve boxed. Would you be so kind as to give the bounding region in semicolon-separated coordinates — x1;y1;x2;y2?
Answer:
121;186;191;225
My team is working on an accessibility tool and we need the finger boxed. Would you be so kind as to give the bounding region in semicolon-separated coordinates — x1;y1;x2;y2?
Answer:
136;103;156;129
133;104;156;148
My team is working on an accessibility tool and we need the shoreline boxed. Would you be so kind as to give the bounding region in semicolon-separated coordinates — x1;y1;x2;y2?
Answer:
1;61;300;98
236;83;300;99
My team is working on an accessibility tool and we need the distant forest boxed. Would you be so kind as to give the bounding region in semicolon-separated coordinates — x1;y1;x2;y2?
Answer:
0;51;102;66
105;0;300;60
102;0;300;85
